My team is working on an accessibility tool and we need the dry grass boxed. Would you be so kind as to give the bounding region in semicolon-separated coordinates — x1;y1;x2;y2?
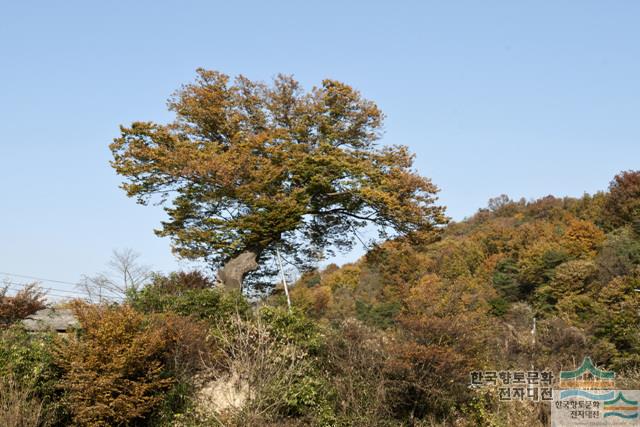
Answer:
0;373;46;427
204;315;310;426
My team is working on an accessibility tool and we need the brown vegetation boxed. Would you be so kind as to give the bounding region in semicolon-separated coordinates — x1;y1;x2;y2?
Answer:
0;283;46;327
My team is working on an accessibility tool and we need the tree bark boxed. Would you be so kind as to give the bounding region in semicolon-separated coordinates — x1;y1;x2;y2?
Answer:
216;250;259;291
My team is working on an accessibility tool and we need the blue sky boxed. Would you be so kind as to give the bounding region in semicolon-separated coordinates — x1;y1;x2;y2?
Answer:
1;1;639;293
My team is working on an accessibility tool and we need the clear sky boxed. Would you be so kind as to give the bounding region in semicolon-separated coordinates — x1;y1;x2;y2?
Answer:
1;1;639;294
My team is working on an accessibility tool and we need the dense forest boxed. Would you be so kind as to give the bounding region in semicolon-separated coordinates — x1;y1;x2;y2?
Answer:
1;170;639;426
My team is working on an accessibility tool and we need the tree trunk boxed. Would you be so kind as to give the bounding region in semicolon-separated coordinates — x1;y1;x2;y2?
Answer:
216;250;259;291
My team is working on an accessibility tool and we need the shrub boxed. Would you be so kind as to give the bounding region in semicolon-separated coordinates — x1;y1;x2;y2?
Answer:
0;283;46;327
0;326;61;424
141;271;215;294
129;271;250;321
204;314;334;426
54;303;175;426
259;306;322;355
150;314;217;425
383;275;494;419
322;320;391;425
0;327;57;393
384;340;470;419
0;373;46;427
488;297;509;317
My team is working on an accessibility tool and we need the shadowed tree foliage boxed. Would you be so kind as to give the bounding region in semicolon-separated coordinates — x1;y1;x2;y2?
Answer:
110;69;447;290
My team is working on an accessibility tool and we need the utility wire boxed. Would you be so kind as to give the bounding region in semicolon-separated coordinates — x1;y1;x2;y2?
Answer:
3;285;84;300
1;279;83;295
0;271;81;287
0;271;129;302
0;271;125;300
3;282;124;301
1;280;123;301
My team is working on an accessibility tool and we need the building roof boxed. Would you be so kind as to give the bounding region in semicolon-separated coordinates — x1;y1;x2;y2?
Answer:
22;308;79;332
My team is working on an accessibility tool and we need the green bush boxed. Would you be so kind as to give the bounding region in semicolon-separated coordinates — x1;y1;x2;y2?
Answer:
355;299;400;329
281;373;335;421
128;271;250;321
0;326;63;424
259;306;322;355
488;297;509;317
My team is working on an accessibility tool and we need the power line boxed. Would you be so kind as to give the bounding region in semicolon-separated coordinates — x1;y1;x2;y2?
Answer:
1;280;106;300
3;285;85;300
0;271;127;302
0;271;81;287
1;280;82;295
2;283;124;301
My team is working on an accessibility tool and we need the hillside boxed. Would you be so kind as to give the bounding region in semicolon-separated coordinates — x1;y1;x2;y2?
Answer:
285;170;640;423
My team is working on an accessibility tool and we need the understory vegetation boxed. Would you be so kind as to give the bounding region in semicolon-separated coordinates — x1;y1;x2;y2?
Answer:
1;171;640;426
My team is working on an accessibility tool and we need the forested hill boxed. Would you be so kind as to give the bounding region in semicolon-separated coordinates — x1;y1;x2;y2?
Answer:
288;170;640;418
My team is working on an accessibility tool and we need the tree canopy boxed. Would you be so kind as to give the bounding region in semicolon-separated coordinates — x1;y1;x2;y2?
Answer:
110;69;447;289
605;170;640;229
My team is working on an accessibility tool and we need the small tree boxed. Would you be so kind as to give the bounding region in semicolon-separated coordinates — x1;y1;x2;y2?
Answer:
0;283;46;327
111;70;447;290
79;248;151;302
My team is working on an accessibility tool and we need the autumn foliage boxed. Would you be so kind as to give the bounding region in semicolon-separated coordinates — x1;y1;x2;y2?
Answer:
1;69;639;426
285;170;640;425
54;303;175;426
0;283;46;327
110;70;447;290
606;170;640;228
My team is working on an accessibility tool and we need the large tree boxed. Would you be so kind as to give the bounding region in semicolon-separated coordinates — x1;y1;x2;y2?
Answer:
110;69;447;290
